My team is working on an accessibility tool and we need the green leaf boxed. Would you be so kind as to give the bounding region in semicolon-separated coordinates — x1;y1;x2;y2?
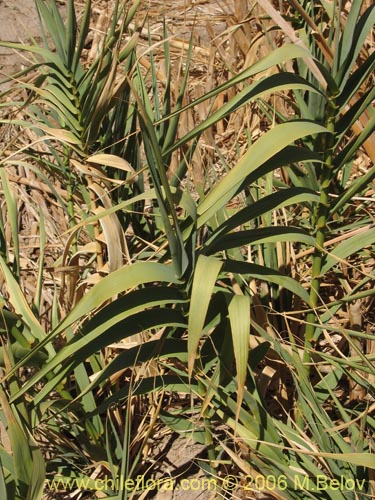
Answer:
159;410;206;444
337;51;375;109
336;86;375;137
0;171;20;278
12;308;186;406
197;121;327;226
314;367;344;405
0;42;69;77
188;255;223;376
0;459;8;500
228;295;251;420
0;389;32;497
162;44;318;149
54;262;181;336
331;161;375;215
0;344;48;368
322;227;375;274
132;73;189;277
72;338;189;402
26;436;45;500
91;374;193;416
3;262;181;379
334;108;375;168
166;73;323;154
206;226;314;254
336;1;362;74
223;260;312;306
337;4;375;88
0;257;52;348
35;0;67;60
206;187;319;244
65;0;77;68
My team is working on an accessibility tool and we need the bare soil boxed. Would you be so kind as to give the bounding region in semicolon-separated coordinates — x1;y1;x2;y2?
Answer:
0;0;43;90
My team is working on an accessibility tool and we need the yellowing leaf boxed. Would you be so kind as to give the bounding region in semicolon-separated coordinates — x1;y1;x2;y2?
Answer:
36;125;81;145
87;153;136;175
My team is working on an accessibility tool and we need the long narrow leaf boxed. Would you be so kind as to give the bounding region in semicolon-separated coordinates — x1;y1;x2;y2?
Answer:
0;257;53;353
166;73;323;154
206;188;319;244
205;226;314;254
337;4;375;88
322;227;375;274
188;255;223;376
197;121;327;227
13;308;186;407
228;295;251;421
334;109;375;168
72;0;91;73
0;389;32;497
161;44;318;146
2;262;181;378
27;435;45;500
223;260;312;306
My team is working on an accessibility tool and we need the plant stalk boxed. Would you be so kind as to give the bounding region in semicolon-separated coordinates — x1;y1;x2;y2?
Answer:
304;100;337;369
